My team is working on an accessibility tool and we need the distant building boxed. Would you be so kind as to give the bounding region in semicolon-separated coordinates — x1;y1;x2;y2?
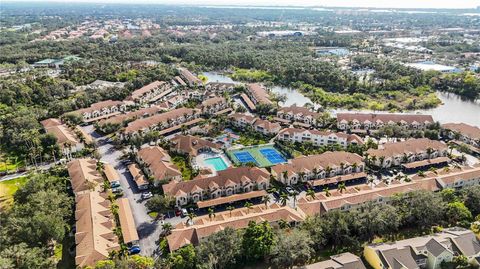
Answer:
442;123;480;148
305;252;366;269
336;113;434;131
405;61;461;73
179;68;202;87
315;47;350;57
276;128;363;148
256;30;316;38
64;100;127;123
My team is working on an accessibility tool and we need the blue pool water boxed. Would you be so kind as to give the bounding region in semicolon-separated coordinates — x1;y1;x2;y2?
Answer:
205;157;228;171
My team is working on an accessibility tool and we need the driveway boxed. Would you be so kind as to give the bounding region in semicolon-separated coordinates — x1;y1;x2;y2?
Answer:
81;125;182;257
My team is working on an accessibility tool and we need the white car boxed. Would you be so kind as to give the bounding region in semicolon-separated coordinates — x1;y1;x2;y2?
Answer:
141;192;153;200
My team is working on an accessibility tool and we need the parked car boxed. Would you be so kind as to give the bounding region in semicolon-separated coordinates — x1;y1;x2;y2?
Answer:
141;192;153;200
181;208;188;217
111;181;121;188
285;186;295;195
128;246;141;255
112;186;123;194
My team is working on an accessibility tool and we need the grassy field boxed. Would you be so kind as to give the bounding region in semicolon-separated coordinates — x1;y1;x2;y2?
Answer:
0;176;27;209
0;156;25;173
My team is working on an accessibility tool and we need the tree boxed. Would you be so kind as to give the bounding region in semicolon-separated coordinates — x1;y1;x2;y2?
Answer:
461;186;480;216
0;243;55;269
338;182;347;193
445;202;472;226
166;245;196;269
226;206;235;217
391;190;445;229
244;202;253;214
187;212;196;225
270;229;313;269
354;202;400;241
280;193;289;206
161;223;174;238
146;195;175;213
441;188;458;203
242;221;275;261
262;195;271;209
306;189;316;200
207;207;215;221
195;227;242;269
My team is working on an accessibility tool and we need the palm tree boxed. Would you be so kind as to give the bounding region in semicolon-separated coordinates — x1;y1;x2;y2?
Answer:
161;223;173;237
338;182;346;193
278;219;290;229
262;195;271;209
187;212;196;225
298;171;306;182
226;206;235;217
280;193;289;206
379;156;385;168
426;147;433;159
351;162;358;172
306;189;316;200
417;171;426;177
208;207;215;221
282;170;289;181
291;190;299;209
244;202;253;214
325;166;332;177
324;187;331;197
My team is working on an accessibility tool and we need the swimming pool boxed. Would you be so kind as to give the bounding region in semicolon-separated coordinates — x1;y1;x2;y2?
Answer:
205;157;228;171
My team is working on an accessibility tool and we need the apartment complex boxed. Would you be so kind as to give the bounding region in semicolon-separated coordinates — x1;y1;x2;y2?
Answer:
364;228;480;269
442;123;480;148
170;135;221;157
162;166;270;206
366;138;449;169
276;105;321;126
276;128;363;148
65;100;127;123
271;151;365;187
244;83;272;107
136;146;182;185
179;68;202;86
229;113;281;135
305;252;366;269
40;118;92;158
337;113;434;131
196;96;229;115
126;80;173;104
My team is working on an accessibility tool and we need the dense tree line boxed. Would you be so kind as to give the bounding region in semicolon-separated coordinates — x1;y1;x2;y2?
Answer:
0;168;73;269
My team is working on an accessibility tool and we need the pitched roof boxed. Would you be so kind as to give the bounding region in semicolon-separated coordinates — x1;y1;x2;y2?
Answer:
305;252;366;269
75;191;119;267
337;112;433;125
99;106;164;126
171;135;220;156
124;108;198;134
128;81;167;101
103;163;119;183
197;190;268;208
278;128;363;144
278;105;320;118
40;118;62;128
197;97;226;108
137;146;181;180
247;83;272;105
367;138;447;158
442;123;480;140
240;93;256;110
128;163;148;187
117;198;139;244
45;124;80;148
162;166;270;197
67;159;104;194
253;118;281;132
179;68;202;85
68;100;124;115
271;151;364;177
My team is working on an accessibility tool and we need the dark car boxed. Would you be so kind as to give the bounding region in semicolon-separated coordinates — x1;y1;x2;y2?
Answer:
129;246;141;255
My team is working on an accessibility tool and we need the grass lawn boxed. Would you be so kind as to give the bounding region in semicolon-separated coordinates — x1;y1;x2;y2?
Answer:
148;211;158;219
0;176;27;209
171;154;197;180
0;156;25;173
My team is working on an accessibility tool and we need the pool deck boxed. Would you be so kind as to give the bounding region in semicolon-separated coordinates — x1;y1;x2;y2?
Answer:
194;151;232;176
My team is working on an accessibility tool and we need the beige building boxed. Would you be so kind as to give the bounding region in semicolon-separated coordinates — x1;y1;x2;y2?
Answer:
442;123;480;148
126;80;172;104
41;118;91;159
276;105;321;126
64;100;127;123
337;113;434;131
229;113;281;135
276;128;363;148
303;252;366;269
136;146;182;185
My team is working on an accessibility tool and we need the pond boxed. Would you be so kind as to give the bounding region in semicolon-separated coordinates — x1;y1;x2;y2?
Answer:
203;72;480;127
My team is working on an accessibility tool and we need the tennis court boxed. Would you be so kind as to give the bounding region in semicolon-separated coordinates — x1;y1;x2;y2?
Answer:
259;148;286;165
227;144;287;168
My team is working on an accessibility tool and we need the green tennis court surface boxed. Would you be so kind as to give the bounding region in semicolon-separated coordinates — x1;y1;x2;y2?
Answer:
227;144;287;168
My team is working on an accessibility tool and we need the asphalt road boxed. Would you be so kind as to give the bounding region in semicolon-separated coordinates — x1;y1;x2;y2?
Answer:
81;125;182;257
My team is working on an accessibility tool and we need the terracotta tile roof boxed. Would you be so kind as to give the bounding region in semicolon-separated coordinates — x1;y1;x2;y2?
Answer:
229;113;256;123
128;163;148;187
442;123;480;140
167;204;304;251
162;167;270;197
197;190;268;208
171;135;220;156
157;118;204;136
309;172;367;187
247;83;272;105
197;97;226;108
74;191;119;267
305;252;366;269
402;157;450;169
128;81;167;101
45;124;80;148
254;118;281;132
68;100;124;115
240;93;256;110
278;105;320;118
271;151;364;177
99;106;164;125
337;112;433;125
124;107;198;134
137;146;181;181
367;138;448;158
175;76;187;86
67;159;104;194
103;163;119;183
117;198;139;244
40;118;62;128
435;165;480;186
179;68;202;85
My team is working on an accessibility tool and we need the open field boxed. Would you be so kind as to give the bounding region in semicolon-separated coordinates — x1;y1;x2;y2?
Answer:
0;176;27;209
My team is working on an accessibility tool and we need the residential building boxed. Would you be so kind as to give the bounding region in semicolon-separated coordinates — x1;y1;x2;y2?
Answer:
336;113;434;131
122;107;200;138
67;158;104;194
229;113;281;135
271;151;366;187
40;118;87;158
205;82;235;93
74;190;120;268
245;83;272;106
117;198;139;248
162;166;270;206
103;163;120;187
65;100;127;123
97;105;164;127
196;97;229;115
364;228;480;269
276;128;363;148
171;135;221;157
167;203;304;251
126;81;173;104
366;138;449;169
179;68;202;87
128;163;149;190
304;252;366;269
442;123;480;148
136;146;182;185
276;105;321;126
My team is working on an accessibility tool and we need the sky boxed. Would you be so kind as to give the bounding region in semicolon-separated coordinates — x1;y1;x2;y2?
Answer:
5;0;480;9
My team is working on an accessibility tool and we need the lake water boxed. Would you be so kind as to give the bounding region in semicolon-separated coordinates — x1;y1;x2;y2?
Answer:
203;72;480;127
